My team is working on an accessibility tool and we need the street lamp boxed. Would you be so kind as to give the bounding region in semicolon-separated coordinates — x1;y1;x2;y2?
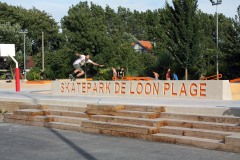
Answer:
210;0;222;80
19;29;28;80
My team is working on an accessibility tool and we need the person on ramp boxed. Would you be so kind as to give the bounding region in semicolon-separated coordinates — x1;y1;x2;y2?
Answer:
69;52;104;81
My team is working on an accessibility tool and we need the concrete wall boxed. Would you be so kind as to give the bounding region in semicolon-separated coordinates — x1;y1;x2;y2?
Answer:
230;83;240;100
52;80;232;100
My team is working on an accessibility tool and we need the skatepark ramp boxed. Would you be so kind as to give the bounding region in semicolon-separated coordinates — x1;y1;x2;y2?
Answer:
2;103;240;153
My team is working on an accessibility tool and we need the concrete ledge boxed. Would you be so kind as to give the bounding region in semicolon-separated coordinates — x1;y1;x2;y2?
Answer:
52;80;232;100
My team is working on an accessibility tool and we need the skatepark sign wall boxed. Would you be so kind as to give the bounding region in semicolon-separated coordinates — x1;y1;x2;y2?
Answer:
52;80;232;100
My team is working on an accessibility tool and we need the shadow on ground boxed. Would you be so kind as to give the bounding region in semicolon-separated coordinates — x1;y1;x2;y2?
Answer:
49;128;99;160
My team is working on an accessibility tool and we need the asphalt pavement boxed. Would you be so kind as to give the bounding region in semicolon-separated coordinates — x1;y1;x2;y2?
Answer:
0;123;240;160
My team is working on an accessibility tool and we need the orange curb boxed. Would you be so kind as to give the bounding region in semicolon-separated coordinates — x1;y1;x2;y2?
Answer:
26;80;52;84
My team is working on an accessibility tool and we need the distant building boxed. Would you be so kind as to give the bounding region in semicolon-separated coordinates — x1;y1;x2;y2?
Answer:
132;40;154;53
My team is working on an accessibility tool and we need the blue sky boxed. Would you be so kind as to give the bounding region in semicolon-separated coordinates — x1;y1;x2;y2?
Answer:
1;0;239;24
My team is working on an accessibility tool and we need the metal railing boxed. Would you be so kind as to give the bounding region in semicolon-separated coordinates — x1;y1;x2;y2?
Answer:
200;74;222;80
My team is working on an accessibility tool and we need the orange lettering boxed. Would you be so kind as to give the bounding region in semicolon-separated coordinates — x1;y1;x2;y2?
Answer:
164;83;170;95
130;82;134;94
71;83;75;93
145;83;151;95
115;82;120;94
99;82;104;93
77;83;81;93
121;82;126;94
190;83;197;96
65;83;70;93
106;82;110;94
136;83;143;95
179;83;187;96
200;83;206;97
60;83;64;92
171;83;177;96
82;82;86;93
153;83;159;95
87;82;91;93
92;82;98;93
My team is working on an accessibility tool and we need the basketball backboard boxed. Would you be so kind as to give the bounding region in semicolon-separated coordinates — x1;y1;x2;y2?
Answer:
0;44;15;57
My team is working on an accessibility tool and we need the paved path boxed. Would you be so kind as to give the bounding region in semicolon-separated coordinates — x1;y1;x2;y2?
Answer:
0;123;239;160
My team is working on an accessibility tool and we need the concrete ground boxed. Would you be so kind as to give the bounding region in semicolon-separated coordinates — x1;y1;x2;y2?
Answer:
0;123;240;160
0;81;240;159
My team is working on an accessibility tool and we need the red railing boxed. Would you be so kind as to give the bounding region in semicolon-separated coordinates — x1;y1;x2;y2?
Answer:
112;76;153;81
200;74;222;80
230;78;240;83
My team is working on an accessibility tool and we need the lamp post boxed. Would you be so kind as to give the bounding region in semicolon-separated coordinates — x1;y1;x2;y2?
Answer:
210;0;222;80
19;29;28;80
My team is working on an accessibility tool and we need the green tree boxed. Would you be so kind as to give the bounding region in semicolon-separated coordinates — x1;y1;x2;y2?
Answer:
33;47;74;80
221;5;240;79
0;2;60;55
162;0;202;79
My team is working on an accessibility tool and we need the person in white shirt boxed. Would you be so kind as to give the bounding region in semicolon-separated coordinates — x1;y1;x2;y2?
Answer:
69;53;104;81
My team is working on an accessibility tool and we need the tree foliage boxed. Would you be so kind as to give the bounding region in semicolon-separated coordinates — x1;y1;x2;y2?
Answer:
0;2;60;54
162;0;202;79
1;1;240;80
221;5;240;79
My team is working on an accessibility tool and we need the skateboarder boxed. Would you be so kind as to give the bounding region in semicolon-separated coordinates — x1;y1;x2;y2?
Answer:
69;53;104;81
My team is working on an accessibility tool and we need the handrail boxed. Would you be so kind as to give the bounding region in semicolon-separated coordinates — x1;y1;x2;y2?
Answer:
112;76;154;81
201;74;222;80
230;78;240;83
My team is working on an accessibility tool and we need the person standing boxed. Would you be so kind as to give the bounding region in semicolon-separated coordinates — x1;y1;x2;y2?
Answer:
117;67;125;79
69;52;104;81
111;67;117;80
166;68;171;80
153;71;159;80
173;73;178;80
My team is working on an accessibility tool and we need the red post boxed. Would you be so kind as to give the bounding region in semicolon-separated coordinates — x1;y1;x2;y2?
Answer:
15;68;20;92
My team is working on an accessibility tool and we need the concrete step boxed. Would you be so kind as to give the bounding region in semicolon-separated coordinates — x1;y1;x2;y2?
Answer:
4;118;81;132
90;115;164;127
19;104;48;110
13;109;50;116
87;109;159;119
45;122;81;131
48;110;87;118
87;104;124;111
46;105;87;112
81;120;159;135
4;113;54;122
123;105;166;112
225;134;240;146
151;133;223;150
18;104;87;112
160;112;240;124
165;106;240;117
52;115;87;125
164;119;240;132
0;101;26;113
81;126;149;140
159;126;233;140
4;118;45;127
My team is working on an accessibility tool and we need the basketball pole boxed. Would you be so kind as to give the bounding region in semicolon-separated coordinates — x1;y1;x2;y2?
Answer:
9;55;20;92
